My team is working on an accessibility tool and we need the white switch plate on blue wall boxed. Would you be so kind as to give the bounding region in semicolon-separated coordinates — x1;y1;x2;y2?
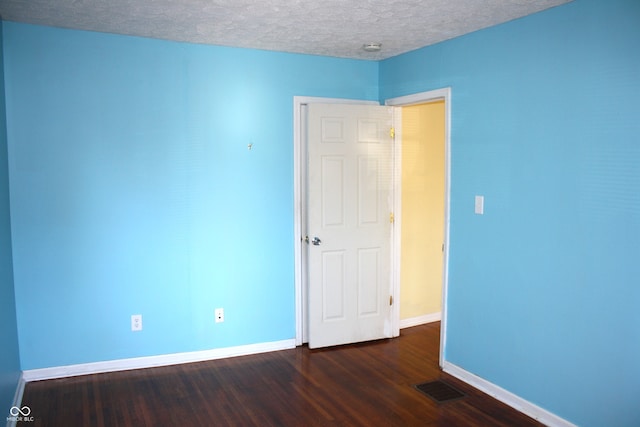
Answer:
475;195;484;215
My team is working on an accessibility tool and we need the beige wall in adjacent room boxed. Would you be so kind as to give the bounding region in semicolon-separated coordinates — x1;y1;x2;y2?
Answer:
400;101;445;320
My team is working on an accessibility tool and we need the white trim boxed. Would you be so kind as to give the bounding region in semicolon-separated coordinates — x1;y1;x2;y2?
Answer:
385;87;452;368
442;362;577;427
385;88;451;107
293;96;379;346
391;107;402;338
6;373;25;427
399;312;441;329
22;339;295;382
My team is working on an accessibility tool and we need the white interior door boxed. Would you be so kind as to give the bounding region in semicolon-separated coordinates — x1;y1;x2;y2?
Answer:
307;103;394;349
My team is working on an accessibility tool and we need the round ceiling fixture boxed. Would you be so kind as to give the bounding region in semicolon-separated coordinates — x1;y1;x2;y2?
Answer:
362;43;382;52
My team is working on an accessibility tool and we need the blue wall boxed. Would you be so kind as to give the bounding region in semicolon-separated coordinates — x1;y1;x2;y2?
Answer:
3;22;378;370
0;19;21;415
381;0;640;426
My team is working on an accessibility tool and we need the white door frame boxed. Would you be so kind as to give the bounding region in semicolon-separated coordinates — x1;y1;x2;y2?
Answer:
385;87;451;367
293;96;379;346
293;89;450;363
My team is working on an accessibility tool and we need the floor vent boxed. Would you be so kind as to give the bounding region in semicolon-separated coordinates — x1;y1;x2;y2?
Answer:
414;380;465;403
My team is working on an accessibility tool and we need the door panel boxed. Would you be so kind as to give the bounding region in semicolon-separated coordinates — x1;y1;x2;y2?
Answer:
322;250;346;321
358;156;380;225
307;103;394;349
321;157;346;227
358;248;380;316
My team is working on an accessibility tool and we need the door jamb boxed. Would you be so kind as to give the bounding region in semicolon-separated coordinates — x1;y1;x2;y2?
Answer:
293;96;379;346
385;87;451;368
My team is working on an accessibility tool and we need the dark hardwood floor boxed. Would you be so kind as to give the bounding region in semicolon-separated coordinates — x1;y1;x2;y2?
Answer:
19;323;543;426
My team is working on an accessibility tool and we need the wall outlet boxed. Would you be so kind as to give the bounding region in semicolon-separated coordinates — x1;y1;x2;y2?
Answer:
131;314;142;331
215;308;224;323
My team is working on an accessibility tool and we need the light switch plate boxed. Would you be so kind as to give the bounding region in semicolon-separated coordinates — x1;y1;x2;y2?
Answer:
475;195;484;215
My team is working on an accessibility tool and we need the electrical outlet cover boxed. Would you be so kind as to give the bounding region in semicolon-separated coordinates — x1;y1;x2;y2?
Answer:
131;314;142;331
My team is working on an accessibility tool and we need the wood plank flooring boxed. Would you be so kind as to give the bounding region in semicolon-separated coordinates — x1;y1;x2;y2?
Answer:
19;323;543;426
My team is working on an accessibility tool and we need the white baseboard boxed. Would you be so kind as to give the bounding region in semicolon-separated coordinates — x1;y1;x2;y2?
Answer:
6;373;26;427
442;361;577;427
23;339;296;382
400;312;441;329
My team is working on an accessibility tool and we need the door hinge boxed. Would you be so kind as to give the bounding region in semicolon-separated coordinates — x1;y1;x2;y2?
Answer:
390;213;395;224
390;295;393;306
389;127;395;139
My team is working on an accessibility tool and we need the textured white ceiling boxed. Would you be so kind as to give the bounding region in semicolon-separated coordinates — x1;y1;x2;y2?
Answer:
0;0;571;60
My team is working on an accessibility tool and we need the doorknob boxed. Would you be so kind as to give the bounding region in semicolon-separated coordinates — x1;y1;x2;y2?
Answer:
304;236;322;245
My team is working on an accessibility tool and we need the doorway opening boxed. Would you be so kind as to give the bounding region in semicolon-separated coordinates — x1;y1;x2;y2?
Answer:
399;101;446;325
386;88;451;366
